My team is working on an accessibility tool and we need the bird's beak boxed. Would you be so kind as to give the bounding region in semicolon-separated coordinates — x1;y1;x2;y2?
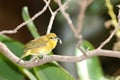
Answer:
58;38;62;44
54;37;62;44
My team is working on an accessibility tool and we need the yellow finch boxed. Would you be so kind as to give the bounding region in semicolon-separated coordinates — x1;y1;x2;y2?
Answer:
21;33;62;59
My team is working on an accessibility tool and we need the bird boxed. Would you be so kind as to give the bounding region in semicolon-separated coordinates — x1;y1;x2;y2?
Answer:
21;33;62;59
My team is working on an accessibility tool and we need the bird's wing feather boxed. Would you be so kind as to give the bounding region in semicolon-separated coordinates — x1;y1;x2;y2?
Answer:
24;36;48;52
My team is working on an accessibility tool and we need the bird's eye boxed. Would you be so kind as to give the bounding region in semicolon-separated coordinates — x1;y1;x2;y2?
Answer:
50;36;53;39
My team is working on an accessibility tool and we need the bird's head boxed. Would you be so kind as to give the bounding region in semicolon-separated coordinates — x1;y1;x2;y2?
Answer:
47;33;62;44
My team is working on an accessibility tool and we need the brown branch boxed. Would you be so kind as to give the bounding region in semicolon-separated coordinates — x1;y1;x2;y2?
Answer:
0;41;120;68
76;0;93;54
55;0;92;38
98;5;120;49
77;0;93;35
0;0;51;35
98;24;119;49
55;0;77;37
46;6;59;34
46;0;69;34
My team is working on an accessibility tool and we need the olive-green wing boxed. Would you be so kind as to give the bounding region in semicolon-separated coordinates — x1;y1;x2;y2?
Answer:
24;37;48;52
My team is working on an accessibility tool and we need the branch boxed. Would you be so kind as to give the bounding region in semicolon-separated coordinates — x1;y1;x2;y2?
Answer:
0;41;120;68
46;6;58;34
55;0;77;37
76;0;93;54
97;4;120;49
98;23;120;49
55;0;92;38
46;0;69;34
77;0;93;35
0;0;51;35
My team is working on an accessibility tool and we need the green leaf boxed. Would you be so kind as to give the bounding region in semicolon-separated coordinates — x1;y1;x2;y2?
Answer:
22;6;40;38
76;40;105;80
0;35;37;80
0;57;24;80
34;63;75;80
0;35;24;80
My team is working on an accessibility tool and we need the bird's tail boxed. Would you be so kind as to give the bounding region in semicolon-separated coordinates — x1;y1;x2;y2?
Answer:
21;50;30;59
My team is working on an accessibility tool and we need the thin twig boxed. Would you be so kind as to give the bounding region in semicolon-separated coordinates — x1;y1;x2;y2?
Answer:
46;6;58;34
76;0;93;55
0;0;51;35
55;0;77;37
46;1;69;34
97;25;119;49
77;0;93;35
97;5;120;49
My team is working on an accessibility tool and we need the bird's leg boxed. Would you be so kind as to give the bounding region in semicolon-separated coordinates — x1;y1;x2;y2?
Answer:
30;55;49;63
38;55;43;59
43;55;48;58
30;55;39;63
34;56;40;63
30;55;45;63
